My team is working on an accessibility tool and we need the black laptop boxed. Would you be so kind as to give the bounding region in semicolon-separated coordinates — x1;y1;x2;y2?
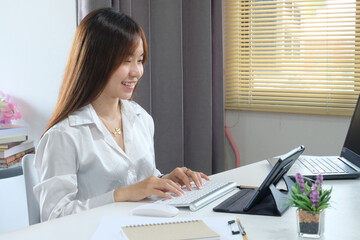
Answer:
268;95;360;180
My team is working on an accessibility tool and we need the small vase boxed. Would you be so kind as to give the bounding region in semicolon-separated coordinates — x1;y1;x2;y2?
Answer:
296;209;325;238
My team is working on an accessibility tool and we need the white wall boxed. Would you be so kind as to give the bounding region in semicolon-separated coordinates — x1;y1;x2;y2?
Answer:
0;0;76;233
225;110;351;167
0;0;76;145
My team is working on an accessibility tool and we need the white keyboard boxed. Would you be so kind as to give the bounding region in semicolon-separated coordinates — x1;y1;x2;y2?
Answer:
155;181;237;211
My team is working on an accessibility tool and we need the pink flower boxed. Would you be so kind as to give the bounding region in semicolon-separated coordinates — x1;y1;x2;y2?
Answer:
0;92;22;124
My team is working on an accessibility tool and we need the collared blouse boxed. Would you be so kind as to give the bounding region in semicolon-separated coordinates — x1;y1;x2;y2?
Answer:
34;100;160;221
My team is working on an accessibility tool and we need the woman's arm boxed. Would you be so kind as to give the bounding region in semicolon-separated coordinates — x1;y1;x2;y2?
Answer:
34;130;114;221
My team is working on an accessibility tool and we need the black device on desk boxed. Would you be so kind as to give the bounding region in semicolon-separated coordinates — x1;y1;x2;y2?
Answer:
213;145;305;216
269;94;360;180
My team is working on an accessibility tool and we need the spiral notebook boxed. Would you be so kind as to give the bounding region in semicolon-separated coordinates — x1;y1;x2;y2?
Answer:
121;219;220;240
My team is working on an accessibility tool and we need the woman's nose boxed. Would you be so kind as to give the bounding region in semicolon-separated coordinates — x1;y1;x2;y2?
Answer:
130;63;142;77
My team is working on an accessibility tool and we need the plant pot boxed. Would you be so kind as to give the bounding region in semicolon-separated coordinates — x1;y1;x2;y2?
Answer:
296;209;325;238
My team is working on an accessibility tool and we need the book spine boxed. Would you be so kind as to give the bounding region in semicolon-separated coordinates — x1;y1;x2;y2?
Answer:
0;126;28;137
0;155;16;164
0;148;35;165
0;157;22;168
0;141;34;158
0;134;28;144
0;141;22;149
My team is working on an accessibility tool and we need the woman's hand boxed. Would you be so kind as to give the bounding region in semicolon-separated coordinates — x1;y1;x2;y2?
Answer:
162;167;210;191
113;176;184;202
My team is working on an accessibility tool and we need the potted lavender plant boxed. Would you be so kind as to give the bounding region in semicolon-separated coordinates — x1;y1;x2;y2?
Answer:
287;173;332;238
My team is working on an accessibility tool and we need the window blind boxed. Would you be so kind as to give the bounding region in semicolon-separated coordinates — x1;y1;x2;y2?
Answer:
224;0;360;116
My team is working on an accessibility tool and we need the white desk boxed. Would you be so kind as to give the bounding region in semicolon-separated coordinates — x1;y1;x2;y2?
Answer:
1;160;359;240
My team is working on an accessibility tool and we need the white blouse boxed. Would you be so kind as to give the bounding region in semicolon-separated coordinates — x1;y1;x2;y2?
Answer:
34;100;161;222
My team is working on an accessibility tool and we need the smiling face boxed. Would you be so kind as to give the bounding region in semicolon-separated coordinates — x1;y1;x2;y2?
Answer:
102;38;144;101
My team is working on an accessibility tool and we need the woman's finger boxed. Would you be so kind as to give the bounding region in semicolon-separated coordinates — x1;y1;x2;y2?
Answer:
158;178;184;196
200;172;210;181
150;189;173;199
187;170;203;189
180;167;193;190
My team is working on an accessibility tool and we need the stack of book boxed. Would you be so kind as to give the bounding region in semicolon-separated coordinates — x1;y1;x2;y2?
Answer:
0;125;35;168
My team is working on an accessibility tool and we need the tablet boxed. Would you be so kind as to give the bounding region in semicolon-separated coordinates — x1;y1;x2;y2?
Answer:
243;145;305;211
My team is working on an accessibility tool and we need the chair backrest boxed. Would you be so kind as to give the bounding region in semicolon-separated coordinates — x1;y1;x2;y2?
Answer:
22;154;40;225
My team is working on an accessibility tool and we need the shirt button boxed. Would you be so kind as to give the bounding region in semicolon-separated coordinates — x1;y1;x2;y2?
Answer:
128;170;136;180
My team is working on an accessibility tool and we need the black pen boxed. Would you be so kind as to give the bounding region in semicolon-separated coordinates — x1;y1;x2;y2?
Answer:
236;218;248;240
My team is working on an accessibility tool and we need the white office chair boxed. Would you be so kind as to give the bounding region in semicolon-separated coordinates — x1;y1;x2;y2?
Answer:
0;164;28;233
22;154;40;225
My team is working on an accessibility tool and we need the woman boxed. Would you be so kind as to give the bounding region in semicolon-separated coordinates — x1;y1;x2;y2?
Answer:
34;8;209;222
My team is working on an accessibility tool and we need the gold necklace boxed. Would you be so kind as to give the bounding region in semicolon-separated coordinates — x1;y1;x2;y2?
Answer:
112;127;122;136
99;103;123;137
100;116;122;137
98;103;123;137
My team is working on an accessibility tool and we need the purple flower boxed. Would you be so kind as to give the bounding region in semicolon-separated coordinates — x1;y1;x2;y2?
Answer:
311;182;318;191
317;174;323;183
309;190;320;207
295;173;305;192
316;174;323;184
312;174;323;191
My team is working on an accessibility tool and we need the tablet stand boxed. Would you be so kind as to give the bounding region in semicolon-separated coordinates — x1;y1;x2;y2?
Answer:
213;174;296;217
266;174;296;216
214;146;304;216
241;174;295;216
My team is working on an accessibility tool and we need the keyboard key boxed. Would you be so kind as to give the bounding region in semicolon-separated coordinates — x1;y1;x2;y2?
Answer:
299;156;347;174
299;158;317;173
322;158;340;173
331;158;347;173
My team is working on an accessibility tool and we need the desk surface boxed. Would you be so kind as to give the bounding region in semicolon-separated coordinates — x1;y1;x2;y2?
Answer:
1;160;359;240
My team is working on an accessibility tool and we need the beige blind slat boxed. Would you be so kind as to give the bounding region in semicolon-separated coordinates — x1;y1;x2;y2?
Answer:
224;0;360;116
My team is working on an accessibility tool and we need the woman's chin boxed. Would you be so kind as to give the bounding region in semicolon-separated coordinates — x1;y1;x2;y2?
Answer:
119;93;133;100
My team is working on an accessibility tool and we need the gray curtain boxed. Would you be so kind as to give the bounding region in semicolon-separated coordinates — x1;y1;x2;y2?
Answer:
76;0;224;175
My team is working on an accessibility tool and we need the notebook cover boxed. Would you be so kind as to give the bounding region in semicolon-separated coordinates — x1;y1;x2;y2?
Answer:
121;219;220;240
